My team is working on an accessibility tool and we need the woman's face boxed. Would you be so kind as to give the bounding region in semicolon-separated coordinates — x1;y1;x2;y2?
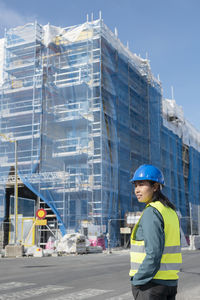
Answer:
134;180;157;204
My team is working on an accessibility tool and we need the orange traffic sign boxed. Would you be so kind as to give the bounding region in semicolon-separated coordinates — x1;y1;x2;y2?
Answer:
35;219;47;226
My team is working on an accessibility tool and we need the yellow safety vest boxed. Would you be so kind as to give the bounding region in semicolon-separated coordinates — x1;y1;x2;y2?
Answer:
129;201;182;280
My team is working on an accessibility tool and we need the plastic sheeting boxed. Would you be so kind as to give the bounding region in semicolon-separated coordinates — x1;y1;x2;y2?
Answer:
162;99;200;234
163;99;200;151
0;39;4;86
0;19;200;247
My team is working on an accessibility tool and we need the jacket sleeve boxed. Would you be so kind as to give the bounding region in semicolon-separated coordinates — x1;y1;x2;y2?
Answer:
132;206;165;286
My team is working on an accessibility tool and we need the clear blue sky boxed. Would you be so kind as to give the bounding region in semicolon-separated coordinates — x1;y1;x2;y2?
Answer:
0;0;199;129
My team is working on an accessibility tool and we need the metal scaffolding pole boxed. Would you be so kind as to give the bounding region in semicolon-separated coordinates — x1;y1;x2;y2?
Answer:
14;140;18;244
0;134;18;244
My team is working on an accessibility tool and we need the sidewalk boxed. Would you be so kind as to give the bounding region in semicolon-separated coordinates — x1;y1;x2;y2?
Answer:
178;250;200;300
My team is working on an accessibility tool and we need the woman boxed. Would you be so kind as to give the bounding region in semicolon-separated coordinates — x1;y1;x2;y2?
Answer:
129;164;182;300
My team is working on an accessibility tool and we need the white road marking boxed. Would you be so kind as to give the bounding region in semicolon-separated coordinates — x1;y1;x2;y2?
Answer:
52;288;110;300
0;282;35;291
107;292;132;299
0;285;68;300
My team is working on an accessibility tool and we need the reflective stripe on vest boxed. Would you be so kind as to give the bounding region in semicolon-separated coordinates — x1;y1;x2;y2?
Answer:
131;262;181;271
129;201;182;280
131;244;181;254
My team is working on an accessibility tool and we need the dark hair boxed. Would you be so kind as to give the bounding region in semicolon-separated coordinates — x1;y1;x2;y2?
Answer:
149;181;176;211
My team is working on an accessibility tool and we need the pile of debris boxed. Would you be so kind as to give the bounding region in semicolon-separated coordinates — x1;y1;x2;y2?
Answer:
57;233;88;254
24;233;104;257
57;233;104;255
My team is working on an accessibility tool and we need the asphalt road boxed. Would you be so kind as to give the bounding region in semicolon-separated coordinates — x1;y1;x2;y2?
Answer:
0;249;199;299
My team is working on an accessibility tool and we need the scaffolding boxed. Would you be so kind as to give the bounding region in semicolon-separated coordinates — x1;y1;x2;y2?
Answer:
162;99;200;234
0;18;200;247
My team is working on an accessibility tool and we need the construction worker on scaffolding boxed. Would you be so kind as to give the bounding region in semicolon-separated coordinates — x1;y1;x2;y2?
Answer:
129;164;182;300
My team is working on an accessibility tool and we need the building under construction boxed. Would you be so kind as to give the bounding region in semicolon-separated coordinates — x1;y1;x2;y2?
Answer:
0;17;200;247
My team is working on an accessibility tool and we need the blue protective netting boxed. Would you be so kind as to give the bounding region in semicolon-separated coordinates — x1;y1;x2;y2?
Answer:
0;20;200;247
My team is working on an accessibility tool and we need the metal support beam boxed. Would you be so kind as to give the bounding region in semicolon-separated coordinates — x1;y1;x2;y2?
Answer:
14;140;18;244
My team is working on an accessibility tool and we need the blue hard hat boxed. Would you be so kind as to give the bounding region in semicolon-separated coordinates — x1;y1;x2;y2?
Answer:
130;164;165;185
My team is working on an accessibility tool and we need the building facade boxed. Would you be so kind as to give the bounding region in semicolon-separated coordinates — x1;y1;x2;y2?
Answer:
0;19;199;247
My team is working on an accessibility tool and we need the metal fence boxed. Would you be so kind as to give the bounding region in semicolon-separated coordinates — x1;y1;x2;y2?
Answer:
0;220;60;250
180;216;200;236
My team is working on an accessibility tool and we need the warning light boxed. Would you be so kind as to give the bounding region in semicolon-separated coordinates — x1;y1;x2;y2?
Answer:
36;208;47;220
